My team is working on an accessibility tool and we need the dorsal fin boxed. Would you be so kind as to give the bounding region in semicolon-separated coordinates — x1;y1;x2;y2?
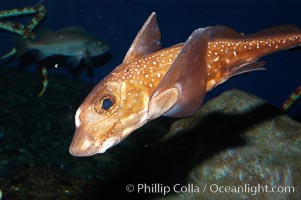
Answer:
123;12;161;64
210;25;244;39
34;28;57;41
211;25;301;39
252;25;301;37
148;27;211;119
58;26;88;34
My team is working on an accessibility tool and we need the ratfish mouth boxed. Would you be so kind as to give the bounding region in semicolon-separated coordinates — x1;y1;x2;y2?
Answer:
69;125;121;157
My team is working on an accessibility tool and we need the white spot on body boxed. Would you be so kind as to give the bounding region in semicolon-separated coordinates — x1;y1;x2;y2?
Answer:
210;79;216;86
213;56;219;62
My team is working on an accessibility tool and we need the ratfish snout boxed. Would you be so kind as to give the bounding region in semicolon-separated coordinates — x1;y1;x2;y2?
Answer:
70;106;122;156
69;127;119;156
69;129;100;157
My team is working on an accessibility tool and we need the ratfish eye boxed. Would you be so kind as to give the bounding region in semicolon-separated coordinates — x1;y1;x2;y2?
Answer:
102;97;113;110
94;94;116;114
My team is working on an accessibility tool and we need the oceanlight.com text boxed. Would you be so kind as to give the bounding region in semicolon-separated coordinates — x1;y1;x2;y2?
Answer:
125;183;295;196
209;183;295;195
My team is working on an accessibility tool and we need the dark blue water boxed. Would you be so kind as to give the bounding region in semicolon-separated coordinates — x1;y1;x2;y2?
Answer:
0;0;300;118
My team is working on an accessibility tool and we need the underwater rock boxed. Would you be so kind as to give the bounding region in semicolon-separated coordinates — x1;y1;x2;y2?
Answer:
153;89;301;200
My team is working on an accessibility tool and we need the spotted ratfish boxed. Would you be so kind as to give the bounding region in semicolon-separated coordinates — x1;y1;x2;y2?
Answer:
69;12;301;156
15;26;110;66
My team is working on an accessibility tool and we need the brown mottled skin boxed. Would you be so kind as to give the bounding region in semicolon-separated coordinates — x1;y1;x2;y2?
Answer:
69;12;301;156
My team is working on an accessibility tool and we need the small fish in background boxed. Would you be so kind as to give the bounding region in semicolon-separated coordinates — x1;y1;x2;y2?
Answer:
15;26;111;68
69;12;301;157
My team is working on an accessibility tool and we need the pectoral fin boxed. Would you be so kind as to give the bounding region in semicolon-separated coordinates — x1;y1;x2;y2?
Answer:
149;27;211;118
148;88;179;121
67;56;82;68
84;56;93;66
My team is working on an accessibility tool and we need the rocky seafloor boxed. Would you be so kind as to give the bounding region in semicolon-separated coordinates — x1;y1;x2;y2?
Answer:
0;67;300;200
